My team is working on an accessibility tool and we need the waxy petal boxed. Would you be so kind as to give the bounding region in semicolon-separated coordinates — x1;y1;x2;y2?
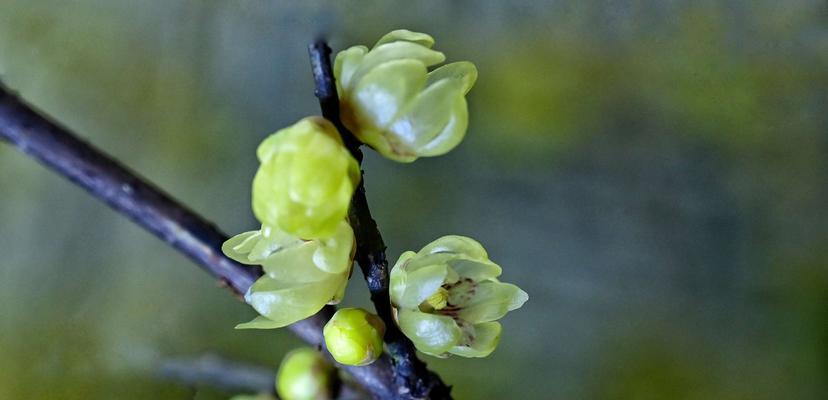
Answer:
426;62;478;94
456;282;529;323
334;45;368;91
244;275;344;328
353;59;427;130
397;263;449;309
450;322;502;357
398;309;462;356
419;235;489;260
388;77;465;151
374;29;435;48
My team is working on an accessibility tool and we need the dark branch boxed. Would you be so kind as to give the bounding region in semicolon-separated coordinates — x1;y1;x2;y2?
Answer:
0;81;396;399
160;354;278;395
308;41;452;400
160;353;370;399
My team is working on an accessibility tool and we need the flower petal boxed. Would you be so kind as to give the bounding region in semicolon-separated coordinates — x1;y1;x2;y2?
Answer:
447;258;502;281
398;263;449;309
449;322;502;357
222;230;263;264
354;41;445;84
388;77;465;151
312;221;355;274
397;309;462;356
417;96;468;156
456;282;529;323
427;61;478;94
248;226;302;262
390;251;416;305
244;275;343;328
259;242;331;283
374;29;435;48
334;45;368;91
353;59;427;129
235;315;286;330
419;235;489;260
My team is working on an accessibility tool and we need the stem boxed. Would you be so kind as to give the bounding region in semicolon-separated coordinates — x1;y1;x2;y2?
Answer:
160;354;279;395
308;41;452;400
0;81;396;399
160;353;369;399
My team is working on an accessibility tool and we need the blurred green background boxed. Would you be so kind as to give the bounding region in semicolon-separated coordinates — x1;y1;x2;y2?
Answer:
1;1;826;399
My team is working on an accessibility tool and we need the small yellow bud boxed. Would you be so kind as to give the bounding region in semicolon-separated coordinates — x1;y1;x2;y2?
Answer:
323;308;386;366
275;348;335;400
252;117;360;239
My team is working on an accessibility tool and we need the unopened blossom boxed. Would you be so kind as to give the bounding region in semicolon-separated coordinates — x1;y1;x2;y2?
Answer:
323;308;386;366
252;117;360;239
335;30;477;162
276;348;335;400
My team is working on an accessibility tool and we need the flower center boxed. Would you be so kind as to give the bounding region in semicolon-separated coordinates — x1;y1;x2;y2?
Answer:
424;287;449;310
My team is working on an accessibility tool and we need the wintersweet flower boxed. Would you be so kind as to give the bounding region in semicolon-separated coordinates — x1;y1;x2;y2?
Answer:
389;235;528;357
253;117;360;239
334;29;477;162
222;220;355;329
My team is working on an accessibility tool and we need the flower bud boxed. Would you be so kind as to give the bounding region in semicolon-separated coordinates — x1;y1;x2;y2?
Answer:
276;348;335;400
335;29;477;162
252;117;360;239
323;308;385;366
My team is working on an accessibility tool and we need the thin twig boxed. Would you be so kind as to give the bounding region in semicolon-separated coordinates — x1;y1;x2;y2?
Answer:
308;41;452;400
160;354;278;395
0;81;396;399
159;353;370;399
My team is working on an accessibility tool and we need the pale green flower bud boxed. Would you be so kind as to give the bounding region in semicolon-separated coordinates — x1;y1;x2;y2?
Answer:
389;235;528;358
222;220;355;329
276;348;335;400
323;308;386;366
252;117;360;239
334;29;477;162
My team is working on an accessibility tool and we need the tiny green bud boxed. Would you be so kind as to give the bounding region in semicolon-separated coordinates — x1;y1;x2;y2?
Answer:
276;348;335;400
323;308;386;366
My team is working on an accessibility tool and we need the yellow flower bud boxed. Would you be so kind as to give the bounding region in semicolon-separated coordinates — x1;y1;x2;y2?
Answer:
252;117;360;239
335;29;477;162
275;348;335;400
323;308;385;366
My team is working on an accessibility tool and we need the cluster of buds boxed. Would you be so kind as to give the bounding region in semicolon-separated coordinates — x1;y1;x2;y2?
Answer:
222;29;527;396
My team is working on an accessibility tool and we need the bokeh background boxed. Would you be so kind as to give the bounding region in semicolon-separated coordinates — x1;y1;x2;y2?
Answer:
1;1;827;399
